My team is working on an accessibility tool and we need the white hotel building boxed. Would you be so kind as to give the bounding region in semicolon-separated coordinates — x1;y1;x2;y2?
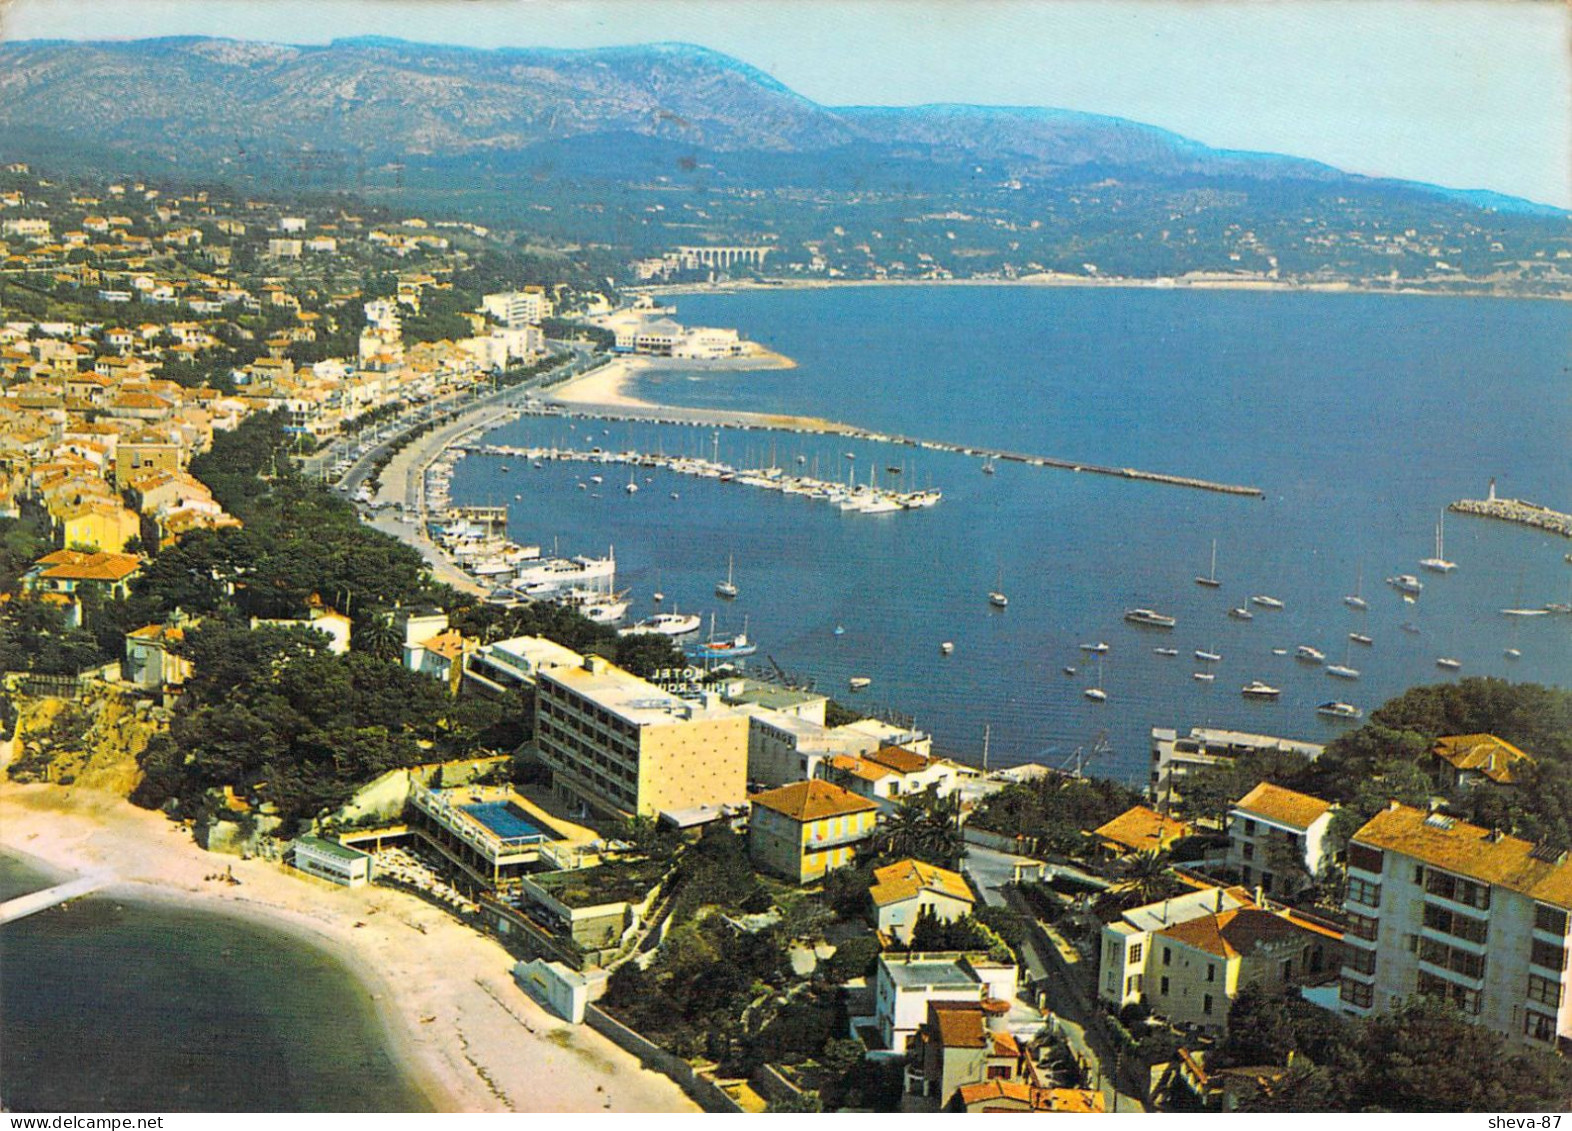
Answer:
1340;803;1572;1052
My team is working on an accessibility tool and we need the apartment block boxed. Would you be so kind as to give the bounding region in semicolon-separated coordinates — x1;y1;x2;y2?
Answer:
1339;803;1572;1052
1149;726;1323;814
1227;782;1336;897
536;655;750;821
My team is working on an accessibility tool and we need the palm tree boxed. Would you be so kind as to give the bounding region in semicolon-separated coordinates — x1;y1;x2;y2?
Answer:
358;608;403;660
1117;850;1175;908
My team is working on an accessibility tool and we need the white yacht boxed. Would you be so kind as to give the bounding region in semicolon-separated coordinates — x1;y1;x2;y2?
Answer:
988;591;1009;609
1195;540;1222;588
941;641;955;655
849;676;872;691
1435;656;1463;671
1079;641;1110;653
1295;645;1326;663
618;612;703;637
1419;512;1457;573
1345;565;1369;610
1124;608;1177;628
1387;573;1424;595
1241;680;1282;699
716;554;739;599
1317;701;1363;720
1195;649;1222;662
1250;595;1285;610
1193;672;1216;682
1228;606;1255;621
1349;632;1374;646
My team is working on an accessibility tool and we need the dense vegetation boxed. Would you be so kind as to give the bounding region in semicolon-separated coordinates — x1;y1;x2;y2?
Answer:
968;772;1147;856
1181;679;1572;849
110;412;677;824
1218;986;1572;1111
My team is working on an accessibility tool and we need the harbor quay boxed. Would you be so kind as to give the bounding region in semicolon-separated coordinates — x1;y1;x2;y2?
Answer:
527;402;1266;499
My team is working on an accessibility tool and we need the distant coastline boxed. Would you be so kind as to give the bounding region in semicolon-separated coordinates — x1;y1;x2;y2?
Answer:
635;273;1572;302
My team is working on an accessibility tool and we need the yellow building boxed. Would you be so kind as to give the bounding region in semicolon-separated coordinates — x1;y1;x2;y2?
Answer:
58;500;142;553
748;779;879;884
537;655;750;821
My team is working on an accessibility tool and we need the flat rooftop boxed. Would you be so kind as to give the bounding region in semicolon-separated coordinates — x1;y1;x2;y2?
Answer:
881;957;980;991
295;834;369;862
544;659;742;728
723;681;826;712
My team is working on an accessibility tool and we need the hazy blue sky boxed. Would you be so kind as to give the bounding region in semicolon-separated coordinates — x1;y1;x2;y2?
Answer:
5;0;1568;207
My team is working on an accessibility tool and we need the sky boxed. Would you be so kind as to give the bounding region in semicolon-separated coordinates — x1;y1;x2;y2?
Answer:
3;0;1569;208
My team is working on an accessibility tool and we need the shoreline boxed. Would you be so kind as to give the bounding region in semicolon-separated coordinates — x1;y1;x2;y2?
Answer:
634;273;1572;302
544;349;842;434
0;781;698;1114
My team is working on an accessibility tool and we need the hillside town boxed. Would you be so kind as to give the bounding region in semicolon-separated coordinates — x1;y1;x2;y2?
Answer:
2;162;1571;1116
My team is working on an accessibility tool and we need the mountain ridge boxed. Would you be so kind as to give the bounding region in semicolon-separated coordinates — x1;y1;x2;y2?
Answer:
0;34;1560;214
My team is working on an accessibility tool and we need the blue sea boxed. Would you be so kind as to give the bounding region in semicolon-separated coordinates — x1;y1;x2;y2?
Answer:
0;855;430;1112
453;286;1571;783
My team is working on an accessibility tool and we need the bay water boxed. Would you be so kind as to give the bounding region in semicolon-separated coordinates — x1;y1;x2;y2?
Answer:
455;286;1571;781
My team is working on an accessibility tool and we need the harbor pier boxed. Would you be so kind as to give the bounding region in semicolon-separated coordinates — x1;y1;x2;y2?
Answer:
530;402;1264;499
0;873;112;924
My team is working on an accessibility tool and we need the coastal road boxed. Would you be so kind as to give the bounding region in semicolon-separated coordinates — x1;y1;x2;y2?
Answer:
963;845;1146;1112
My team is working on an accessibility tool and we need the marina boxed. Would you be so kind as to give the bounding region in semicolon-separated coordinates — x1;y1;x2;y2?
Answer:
439;287;1570;778
470;442;943;514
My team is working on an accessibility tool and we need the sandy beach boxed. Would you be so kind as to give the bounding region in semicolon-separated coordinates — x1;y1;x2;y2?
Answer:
0;781;698;1114
542;348;845;437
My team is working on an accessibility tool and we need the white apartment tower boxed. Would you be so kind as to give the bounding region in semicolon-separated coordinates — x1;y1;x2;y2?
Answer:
1340;803;1571;1053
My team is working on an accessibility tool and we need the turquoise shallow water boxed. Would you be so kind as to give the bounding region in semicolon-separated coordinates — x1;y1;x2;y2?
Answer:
458;286;1571;781
0;880;431;1112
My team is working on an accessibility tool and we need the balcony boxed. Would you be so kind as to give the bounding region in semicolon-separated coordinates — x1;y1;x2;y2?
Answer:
805;827;872;850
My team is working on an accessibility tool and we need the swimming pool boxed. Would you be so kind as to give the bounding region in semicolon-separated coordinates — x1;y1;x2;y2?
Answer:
462;801;557;843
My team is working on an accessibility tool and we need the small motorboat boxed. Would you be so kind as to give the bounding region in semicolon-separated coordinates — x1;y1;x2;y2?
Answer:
849;676;872;691
1241;680;1282;699
940;641;954;655
1317;701;1363;720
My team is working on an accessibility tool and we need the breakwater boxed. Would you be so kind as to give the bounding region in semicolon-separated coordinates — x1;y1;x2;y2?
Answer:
1450;495;1572;539
527;403;1265;499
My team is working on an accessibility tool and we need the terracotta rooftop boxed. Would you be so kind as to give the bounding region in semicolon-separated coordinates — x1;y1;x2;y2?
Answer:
1352;803;1572;909
870;858;976;908
35;549;142;582
928;1001;988;1049
1433;733;1535;785
749;778;878;822
1093;805;1191;854
826;754;898;784
1157;906;1319;960
1233;782;1334;831
865;744;934;775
